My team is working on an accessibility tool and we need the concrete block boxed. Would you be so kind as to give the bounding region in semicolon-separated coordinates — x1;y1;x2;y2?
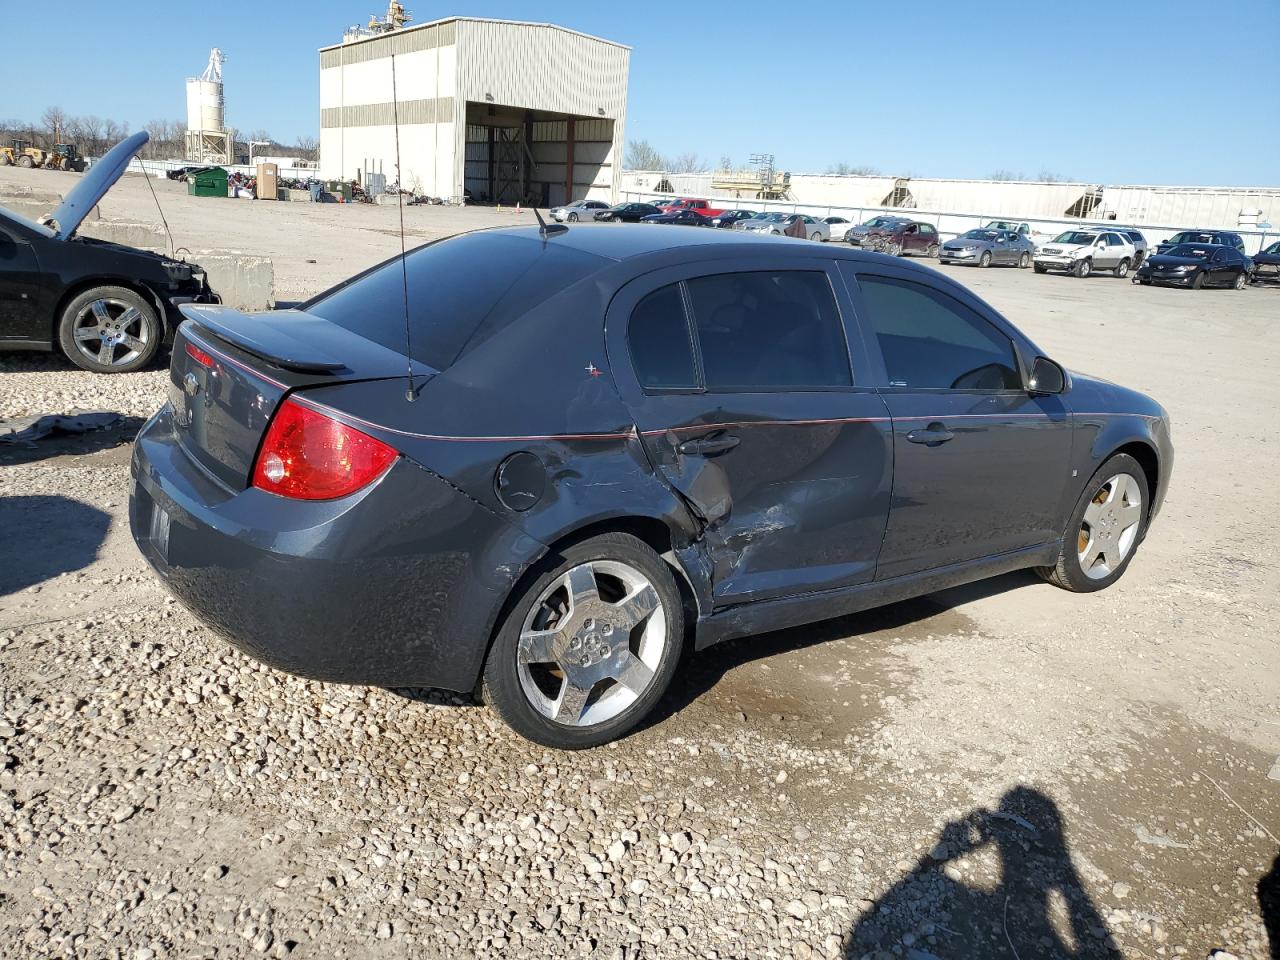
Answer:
283;188;311;202
78;218;167;251
0;183;63;205
191;250;275;312
0;197;54;220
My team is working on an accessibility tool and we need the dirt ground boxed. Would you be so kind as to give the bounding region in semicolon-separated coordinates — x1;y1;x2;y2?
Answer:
2;167;1279;959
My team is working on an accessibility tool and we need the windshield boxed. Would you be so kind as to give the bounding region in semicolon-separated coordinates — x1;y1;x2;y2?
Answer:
961;230;999;241
1165;244;1212;259
305;233;606;370
1264;241;1280;255
1054;231;1097;245
1169;232;1216;245
863;216;899;227
0;204;56;239
759;213;786;222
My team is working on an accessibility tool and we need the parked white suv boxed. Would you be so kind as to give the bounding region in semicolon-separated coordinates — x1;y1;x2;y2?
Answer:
1033;229;1137;278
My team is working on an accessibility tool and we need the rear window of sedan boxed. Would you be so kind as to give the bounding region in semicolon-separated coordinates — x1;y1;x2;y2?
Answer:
304;232;607;371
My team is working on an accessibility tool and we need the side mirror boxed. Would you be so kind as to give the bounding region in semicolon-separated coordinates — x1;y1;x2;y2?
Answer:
1029;357;1066;395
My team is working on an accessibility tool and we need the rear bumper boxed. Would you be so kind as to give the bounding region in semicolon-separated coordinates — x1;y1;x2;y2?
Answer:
129;404;543;692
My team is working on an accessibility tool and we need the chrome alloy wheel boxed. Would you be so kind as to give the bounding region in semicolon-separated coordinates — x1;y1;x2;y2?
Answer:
72;298;150;368
517;560;666;727
1078;473;1143;580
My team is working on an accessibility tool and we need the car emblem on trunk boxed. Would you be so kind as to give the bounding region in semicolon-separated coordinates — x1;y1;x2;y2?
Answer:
183;372;200;397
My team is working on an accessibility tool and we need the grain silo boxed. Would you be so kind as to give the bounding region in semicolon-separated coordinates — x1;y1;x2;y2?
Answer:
185;48;232;164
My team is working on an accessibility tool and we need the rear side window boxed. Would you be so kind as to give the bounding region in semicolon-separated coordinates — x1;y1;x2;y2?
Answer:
305;233;605;370
687;271;851;390
856;275;1021;390
628;271;852;392
628;285;697;390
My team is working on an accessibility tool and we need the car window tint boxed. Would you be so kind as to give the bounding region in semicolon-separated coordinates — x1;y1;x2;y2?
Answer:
920;224;936;235
628;284;697;390
857;275;1021;391
686;271;851;390
305;233;605;370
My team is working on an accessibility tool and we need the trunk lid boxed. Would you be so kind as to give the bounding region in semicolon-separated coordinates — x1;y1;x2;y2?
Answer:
170;303;431;489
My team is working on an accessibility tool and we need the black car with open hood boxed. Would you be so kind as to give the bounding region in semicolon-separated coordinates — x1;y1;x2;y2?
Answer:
0;130;219;373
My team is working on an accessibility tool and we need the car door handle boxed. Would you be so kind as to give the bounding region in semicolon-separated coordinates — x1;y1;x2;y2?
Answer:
906;424;955;446
677;434;740;456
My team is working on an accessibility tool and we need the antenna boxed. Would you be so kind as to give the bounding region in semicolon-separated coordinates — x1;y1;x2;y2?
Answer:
533;207;568;238
390;53;416;402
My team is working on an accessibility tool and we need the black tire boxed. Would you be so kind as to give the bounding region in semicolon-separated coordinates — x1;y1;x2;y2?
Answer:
0;153;10;166
1113;258;1130;278
1018;251;1030;269
1033;263;1048;274
567;212;579;222
926;242;940;258
810;231;822;241
18;155;34;168
886;240;903;256
1233;271;1247;290
57;285;162;374
1073;258;1092;278
979;250;992;268
481;533;685;749
1038;453;1150;593
1191;271;1205;290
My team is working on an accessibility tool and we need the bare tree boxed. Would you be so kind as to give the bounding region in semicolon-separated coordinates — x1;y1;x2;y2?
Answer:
668;152;704;174
295;135;319;162
827;162;880;176
989;169;1026;181
718;155;734;172
41;106;67;144
1037;169;1073;183
247;128;272;145
625;139;665;171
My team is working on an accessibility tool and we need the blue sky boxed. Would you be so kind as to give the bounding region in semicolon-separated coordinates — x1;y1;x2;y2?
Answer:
2;0;1277;185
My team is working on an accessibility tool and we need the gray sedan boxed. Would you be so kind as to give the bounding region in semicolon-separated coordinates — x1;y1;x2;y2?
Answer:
939;228;1035;268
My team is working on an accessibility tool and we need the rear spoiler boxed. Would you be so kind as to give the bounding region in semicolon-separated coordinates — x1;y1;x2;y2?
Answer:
179;303;347;373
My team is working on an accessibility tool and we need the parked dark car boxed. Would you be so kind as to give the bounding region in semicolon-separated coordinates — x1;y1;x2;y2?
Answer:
1135;243;1252;290
0;131;218;373
1250;240;1280;285
865;219;941;257
845;215;911;247
708;209;756;228
165;165;213;183
596;202;660;223
1155;230;1245;256
639;208;713;227
938;228;1035;268
130;225;1172;749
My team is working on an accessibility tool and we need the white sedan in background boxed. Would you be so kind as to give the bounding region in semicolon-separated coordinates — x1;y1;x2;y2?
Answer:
550;200;611;222
823;216;856;241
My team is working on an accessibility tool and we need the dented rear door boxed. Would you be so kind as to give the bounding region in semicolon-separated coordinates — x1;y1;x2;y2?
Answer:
606;258;894;608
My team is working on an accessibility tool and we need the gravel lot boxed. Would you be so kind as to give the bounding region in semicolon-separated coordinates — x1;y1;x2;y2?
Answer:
3;168;1279;959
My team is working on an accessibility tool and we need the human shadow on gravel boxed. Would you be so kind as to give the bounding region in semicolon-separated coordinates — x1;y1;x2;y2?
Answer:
1261;852;1280;960
640;569;1039;734
0;495;111;595
844;786;1120;959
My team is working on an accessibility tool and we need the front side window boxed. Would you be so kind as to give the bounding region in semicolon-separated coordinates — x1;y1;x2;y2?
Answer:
687;271;851;390
856;276;1021;391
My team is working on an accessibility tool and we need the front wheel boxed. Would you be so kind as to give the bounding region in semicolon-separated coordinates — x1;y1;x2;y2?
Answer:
1113;258;1130;278
1038;453;1150;593
1233;271;1247;290
1019;251;1031;269
885;240;903;256
1073;258;1092;278
1192;271;1205;290
979;250;992;268
810;231;822;241
567;212;579;222
1033;262;1048;274
18;155;34;168
58;285;162;374
481;533;684;749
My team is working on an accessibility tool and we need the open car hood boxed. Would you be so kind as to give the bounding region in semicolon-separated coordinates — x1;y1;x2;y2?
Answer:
48;130;149;240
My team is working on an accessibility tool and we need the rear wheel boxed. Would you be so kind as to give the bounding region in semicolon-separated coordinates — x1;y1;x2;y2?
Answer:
1233;271;1247;290
1019;251;1031;269
1038;453;1149;593
926;242;940;258
1073;258;1092;278
979;250;992;268
0;152;10;166
481;533;684;749
18;155;34;168
57;285;162;374
1113;257;1130;278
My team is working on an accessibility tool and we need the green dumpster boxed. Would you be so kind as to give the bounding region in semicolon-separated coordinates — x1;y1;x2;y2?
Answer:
326;179;352;202
187;167;228;198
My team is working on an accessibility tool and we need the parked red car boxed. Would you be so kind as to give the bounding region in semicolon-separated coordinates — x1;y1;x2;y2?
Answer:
659;197;726;218
869;220;941;258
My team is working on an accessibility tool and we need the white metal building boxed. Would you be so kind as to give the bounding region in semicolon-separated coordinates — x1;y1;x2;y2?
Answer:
319;17;630;205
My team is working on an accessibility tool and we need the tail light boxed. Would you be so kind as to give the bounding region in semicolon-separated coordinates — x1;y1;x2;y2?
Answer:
252;398;397;500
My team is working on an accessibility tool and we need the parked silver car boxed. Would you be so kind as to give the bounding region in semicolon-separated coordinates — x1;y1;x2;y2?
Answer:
740;212;830;241
550;199;610;222
939;228;1035;268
